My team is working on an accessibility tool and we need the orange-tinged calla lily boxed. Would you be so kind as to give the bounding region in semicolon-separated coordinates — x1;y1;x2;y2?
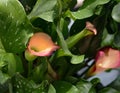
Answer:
27;32;59;57
87;47;120;76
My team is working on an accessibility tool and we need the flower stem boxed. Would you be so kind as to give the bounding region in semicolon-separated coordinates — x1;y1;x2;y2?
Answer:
48;62;58;80
9;80;13;93
28;61;33;77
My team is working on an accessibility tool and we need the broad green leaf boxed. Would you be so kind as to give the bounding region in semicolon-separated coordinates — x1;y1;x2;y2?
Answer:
13;74;36;93
0;70;10;84
0;0;33;53
13;74;49;93
28;0;57;22
66;0;110;20
112;3;120;23
76;79;96;93
53;81;79;93
98;87;120;93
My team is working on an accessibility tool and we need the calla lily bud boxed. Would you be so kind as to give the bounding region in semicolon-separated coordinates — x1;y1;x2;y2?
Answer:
26;32;59;58
66;21;97;49
87;47;120;76
25;49;37;62
85;21;97;35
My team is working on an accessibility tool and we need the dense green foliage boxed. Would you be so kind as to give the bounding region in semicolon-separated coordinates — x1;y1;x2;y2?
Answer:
0;0;120;93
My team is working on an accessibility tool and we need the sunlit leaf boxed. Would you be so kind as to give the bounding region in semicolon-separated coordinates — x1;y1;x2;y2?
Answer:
28;0;57;22
71;55;84;64
112;3;120;23
66;0;110;20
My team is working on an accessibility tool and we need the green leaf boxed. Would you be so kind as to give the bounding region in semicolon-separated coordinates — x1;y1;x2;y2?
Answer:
66;0;110;20
28;0;57;22
56;18;84;64
0;70;10;84
48;84;56;93
112;3;120;23
0;52;8;69
31;58;48;82
113;31;120;49
98;87;120;93
56;18;72;57
0;0;33;53
101;28;114;47
7;53;23;76
71;55;84;64
76;79;96;93
53;81;79;93
0;47;23;76
13;74;49;93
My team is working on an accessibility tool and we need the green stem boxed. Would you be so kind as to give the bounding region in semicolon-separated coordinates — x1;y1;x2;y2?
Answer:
9;81;13;93
28;61;33;77
66;29;94;49
48;62;58;80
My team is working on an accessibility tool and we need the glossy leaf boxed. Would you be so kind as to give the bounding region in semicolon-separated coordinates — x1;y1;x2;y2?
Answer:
76;79;96;93
66;0;110;20
28;0;57;22
0;0;33;53
13;74;49;93
53;81;79;93
112;3;120;23
71;55;84;64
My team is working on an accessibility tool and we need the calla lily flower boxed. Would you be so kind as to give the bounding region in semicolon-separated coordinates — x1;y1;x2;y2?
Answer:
87;47;120;76
26;32;59;57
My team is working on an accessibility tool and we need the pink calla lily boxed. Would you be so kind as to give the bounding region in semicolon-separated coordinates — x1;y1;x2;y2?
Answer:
27;32;59;57
87;47;120;76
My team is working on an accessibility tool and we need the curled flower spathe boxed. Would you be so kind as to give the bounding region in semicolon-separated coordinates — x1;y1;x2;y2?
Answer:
26;32;59;59
87;47;120;76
